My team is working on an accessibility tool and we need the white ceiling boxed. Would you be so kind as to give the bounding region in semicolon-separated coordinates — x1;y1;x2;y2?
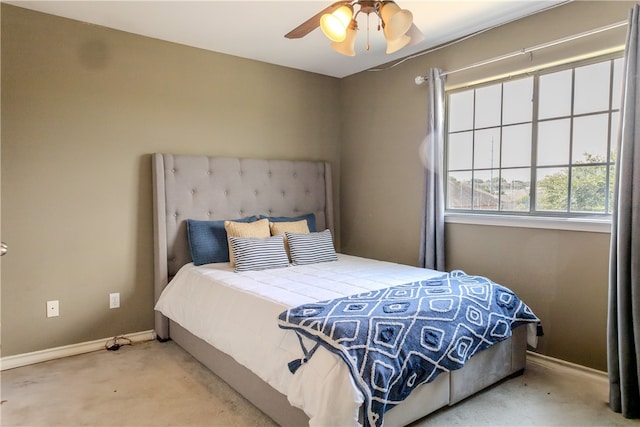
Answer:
6;1;567;78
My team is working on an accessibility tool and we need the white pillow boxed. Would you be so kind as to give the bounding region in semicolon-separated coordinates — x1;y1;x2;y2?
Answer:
228;235;289;272
285;229;338;265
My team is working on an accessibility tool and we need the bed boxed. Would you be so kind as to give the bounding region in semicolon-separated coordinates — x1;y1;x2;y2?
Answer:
152;153;537;427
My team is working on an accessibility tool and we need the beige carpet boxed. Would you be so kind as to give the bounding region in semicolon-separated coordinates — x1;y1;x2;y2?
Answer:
0;339;637;427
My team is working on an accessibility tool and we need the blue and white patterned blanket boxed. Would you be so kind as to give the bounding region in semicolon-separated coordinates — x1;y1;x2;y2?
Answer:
278;270;540;427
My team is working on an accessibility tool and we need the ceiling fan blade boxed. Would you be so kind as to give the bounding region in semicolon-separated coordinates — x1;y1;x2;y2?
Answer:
285;1;352;39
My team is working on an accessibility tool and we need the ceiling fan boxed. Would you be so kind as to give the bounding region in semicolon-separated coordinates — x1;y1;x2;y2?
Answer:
285;1;424;56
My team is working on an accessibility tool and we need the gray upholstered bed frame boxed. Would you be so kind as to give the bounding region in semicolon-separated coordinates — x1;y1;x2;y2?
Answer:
152;153;334;341
152;153;527;427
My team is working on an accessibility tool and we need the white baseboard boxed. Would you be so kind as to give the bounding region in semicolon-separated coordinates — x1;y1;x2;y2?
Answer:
0;332;607;382
0;330;156;371
526;350;608;383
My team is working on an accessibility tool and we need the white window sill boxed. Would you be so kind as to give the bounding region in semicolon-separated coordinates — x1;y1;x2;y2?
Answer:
445;212;612;233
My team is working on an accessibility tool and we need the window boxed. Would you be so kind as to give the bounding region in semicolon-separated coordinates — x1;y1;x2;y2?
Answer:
445;55;623;217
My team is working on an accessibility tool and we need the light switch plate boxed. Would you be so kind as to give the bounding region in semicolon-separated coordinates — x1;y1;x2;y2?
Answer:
110;293;120;309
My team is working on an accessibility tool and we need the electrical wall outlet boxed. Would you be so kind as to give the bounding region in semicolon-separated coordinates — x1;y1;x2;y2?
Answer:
109;292;120;309
46;300;59;317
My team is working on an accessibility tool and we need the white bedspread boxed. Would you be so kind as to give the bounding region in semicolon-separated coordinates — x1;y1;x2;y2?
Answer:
154;254;443;426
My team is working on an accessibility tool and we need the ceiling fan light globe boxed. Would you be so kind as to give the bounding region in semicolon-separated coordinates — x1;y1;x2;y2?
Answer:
331;25;357;56
333;5;353;25
381;2;413;40
321;14;347;42
385;32;410;54
405;23;425;46
320;5;352;42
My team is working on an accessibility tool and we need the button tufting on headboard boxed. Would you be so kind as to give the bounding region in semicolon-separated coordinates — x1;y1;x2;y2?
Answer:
153;153;335;339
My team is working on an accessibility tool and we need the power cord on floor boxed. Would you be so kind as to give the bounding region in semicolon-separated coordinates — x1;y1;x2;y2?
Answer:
105;335;133;351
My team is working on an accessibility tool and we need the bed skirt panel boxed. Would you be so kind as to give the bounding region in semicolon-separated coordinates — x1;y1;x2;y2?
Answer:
383;371;450;427
168;321;527;427
170;321;309;427
449;324;527;405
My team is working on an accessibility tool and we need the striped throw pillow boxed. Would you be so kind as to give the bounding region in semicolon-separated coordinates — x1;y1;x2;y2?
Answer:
224;218;271;267
270;219;310;260
228;235;289;272
285;229;337;265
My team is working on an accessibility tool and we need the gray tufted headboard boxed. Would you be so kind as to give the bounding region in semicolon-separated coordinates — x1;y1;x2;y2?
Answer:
152;153;334;339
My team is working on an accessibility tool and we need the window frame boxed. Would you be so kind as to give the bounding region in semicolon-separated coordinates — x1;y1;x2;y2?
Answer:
444;52;623;228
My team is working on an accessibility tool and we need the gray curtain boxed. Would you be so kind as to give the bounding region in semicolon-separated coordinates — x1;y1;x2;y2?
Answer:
419;68;445;271
608;4;640;419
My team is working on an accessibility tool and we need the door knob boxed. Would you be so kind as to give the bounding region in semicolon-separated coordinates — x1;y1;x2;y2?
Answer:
1;242;7;256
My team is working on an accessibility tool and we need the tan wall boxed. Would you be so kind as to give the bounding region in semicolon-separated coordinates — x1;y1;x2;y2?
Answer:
340;1;634;371
1;5;341;356
1;1;631;372
446;224;610;370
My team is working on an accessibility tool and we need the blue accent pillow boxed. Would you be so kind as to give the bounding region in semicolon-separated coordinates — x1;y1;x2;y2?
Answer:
261;212;317;232
187;216;258;266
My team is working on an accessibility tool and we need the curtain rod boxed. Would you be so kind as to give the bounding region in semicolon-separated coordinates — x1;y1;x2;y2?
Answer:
415;20;627;84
